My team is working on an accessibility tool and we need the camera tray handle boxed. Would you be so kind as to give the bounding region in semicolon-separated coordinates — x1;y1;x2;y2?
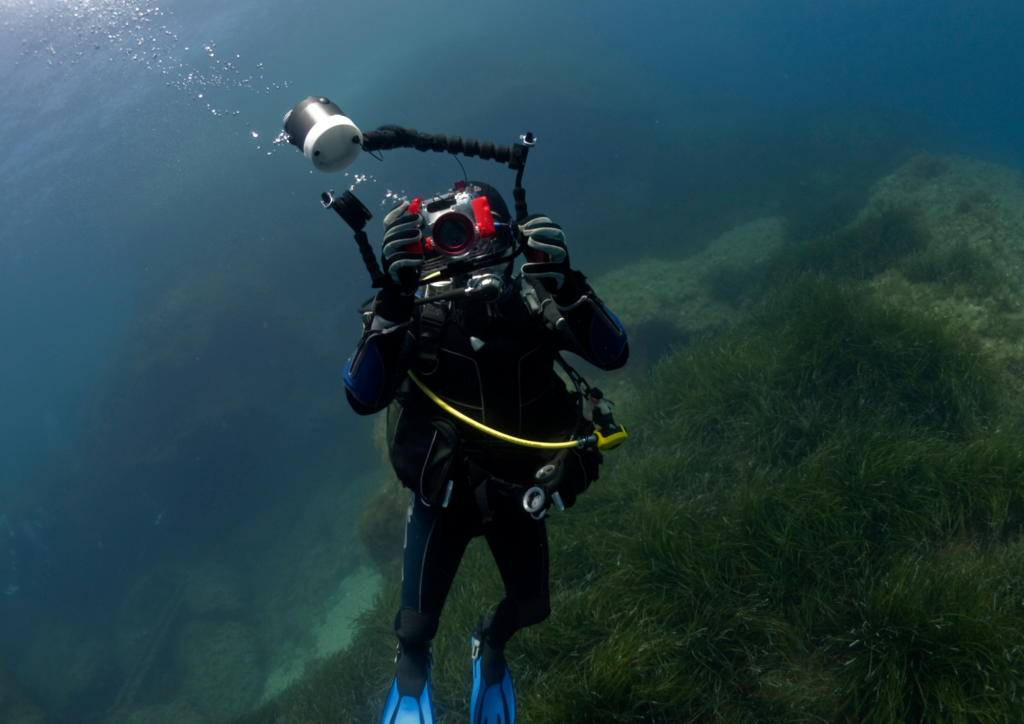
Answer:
322;190;386;288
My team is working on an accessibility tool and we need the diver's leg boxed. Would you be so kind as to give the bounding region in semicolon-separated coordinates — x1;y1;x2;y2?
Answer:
483;504;551;647
399;491;477;633
381;493;477;723
469;506;550;724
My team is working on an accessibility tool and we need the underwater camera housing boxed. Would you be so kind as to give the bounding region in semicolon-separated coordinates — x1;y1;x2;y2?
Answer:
410;181;516;277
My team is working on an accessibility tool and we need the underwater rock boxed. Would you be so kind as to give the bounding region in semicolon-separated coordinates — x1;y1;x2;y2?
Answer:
593;217;786;366
174;619;262;721
17;627;115;718
312;566;384;656
123;702;206;724
358;477;408;578
3;705;46;724
113;573;184;679
597;217;786;330
181;559;245;615
0;665;46;724
103;572;189;722
864;154;1024;293
596;154;1024;381
862;154;1024;397
248;467;375;654
372;412;390;467
259;566;384;702
100;700;206;724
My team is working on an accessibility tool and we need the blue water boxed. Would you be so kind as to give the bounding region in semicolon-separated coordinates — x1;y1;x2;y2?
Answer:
0;0;1022;720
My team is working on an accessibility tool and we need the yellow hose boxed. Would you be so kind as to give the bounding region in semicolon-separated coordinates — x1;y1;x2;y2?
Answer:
407;371;582;449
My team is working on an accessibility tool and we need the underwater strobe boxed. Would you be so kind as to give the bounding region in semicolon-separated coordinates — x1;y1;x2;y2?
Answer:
282;96;363;173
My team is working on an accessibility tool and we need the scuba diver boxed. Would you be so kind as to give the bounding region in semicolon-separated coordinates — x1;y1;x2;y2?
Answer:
279;96;627;722
343;181;629;723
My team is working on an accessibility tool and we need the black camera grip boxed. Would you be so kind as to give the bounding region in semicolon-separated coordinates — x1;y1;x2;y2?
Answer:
512;186;528;222
354;229;385;288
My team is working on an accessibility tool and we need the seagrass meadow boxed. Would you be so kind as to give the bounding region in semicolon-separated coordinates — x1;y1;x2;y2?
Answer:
233;156;1024;723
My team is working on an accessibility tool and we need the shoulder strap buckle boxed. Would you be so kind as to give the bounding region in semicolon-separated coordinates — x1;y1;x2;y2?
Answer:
418;299;450;366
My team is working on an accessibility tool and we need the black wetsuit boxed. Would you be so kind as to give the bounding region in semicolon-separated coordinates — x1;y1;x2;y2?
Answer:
344;271;628;651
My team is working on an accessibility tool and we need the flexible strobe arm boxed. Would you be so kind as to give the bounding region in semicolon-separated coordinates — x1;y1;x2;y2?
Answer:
362;126;533;225
361;125;530;170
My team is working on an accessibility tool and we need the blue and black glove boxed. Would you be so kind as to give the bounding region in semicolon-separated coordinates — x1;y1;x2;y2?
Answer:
520;215;571;295
381;201;425;295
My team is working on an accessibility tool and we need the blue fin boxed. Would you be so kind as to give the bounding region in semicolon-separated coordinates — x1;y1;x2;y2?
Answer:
470;633;515;724
380;648;434;724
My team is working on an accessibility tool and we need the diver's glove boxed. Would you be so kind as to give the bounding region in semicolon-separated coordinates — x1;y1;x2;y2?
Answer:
382;201;425;295
520;215;571;293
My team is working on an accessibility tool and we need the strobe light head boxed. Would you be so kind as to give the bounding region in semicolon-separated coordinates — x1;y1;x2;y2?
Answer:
282;96;362;173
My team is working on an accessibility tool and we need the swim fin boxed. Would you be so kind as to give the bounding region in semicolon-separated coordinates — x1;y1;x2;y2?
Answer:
380;646;434;724
470;631;515;724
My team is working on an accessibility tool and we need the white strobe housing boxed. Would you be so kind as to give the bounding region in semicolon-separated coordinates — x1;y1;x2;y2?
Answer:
282;97;363;173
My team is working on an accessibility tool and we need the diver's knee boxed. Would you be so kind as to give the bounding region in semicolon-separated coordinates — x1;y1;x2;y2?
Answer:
517;596;551;627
